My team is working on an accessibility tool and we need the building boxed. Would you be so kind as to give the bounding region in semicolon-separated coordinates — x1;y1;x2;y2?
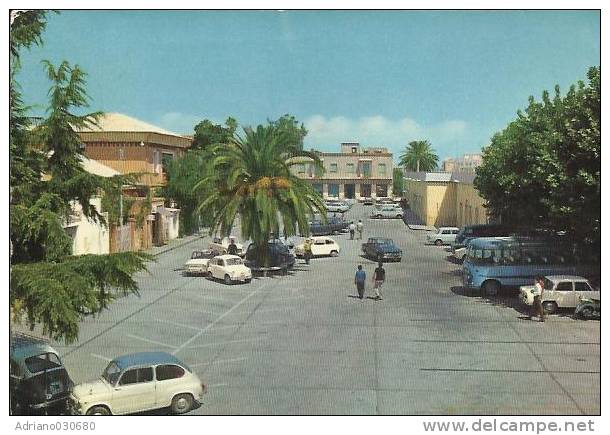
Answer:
442;153;483;174
76;112;192;189
403;171;488;228
291;142;393;200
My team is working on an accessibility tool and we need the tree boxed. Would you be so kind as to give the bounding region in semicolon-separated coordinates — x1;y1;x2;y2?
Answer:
10;11;150;343
398;140;439;172
474;67;600;253
267;114;308;151
393;167;404;196
191;117;237;150
194;124;325;266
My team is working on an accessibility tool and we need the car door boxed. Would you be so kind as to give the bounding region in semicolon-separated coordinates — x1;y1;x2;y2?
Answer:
575;281;599;301
154;364;188;408
552;281;575;308
113;367;156;414
312;239;325;256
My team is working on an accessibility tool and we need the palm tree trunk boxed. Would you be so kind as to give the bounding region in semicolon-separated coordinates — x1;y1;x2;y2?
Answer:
416;159;420;172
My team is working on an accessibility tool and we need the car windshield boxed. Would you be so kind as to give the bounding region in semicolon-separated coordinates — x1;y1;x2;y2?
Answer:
24;352;62;374
102;362;121;385
543;277;554;290
378;239;393;245
226;258;242;266
191;251;208;259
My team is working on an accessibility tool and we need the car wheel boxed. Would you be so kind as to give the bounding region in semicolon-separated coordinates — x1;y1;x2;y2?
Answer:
542;301;558;315
281;267;288;276
396;214;402;219
435;239;443;246
330;250;339;257
171;393;193;415
245;278;252;284
86;405;110;416
206;271;213;279
224;274;232;285
482;280;500;296
579;306;593;319
376;214;382;218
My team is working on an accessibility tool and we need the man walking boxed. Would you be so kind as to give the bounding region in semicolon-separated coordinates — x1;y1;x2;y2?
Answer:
303;238;313;265
373;261;385;301
356;220;364;240
354;265;366;300
349;222;356;240
532;275;545;322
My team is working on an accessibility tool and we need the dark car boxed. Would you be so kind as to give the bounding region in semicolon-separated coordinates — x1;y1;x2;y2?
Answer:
10;332;74;415
361;237;403;262
245;239;296;274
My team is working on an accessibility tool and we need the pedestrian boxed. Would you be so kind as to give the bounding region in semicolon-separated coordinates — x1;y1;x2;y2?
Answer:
356;220;364;240
532;275;545;322
354;265;366;300
303;238;313;265
373;261;385;301
227;237;238;255
349;222;356;240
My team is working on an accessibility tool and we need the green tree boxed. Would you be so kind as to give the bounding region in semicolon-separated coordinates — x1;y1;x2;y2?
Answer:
399;140;439;172
474;67;600;252
267;114;308;151
393;167;404;196
10;11;150;343
194;124;325;266
191;117;237;150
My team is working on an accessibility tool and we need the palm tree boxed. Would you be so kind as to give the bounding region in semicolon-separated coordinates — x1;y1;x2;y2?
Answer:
194;124;326;266
399;140;439;172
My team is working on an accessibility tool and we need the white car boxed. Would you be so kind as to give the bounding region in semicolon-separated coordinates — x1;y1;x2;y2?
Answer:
371;206;404;219
520;275;600;314
207;254;252;284
426;227;460;246
208;237;244;257
71;352;206;415
183;249;215;275
294;236;341;258
325;201;350;213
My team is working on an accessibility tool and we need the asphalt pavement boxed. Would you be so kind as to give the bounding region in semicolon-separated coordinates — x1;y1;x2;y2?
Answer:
54;204;600;415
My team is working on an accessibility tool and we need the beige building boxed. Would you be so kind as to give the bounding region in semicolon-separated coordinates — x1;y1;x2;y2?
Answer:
442;153;483;174
403;171;488;227
292;142;393;199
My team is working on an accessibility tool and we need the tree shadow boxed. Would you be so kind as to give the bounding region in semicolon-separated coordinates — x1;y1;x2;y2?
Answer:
445;255;463;265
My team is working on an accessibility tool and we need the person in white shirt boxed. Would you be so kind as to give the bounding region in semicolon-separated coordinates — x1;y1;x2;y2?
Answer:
349;222;356;240
356;220;364;240
532;276;545;322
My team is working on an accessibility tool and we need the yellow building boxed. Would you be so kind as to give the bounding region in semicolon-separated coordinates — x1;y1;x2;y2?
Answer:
403;172;488;227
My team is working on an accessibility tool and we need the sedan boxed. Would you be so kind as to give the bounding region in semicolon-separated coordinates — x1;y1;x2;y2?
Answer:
294;236;341;258
71;352;206;415
207;255;252;284
520;275;600;314
371;206;404;219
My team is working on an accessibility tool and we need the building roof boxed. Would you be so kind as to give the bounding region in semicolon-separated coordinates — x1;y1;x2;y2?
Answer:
403;171;476;184
76;112;181;137
80;156;121;177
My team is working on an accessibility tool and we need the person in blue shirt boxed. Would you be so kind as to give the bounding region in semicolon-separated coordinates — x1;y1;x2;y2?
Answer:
354;265;366;300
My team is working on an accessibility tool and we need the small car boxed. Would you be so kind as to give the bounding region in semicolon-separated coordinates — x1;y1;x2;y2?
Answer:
208;236;244;257
245;240;296;275
71;352;206;415
361;237;403;262
294;236;341;258
426;227;460;246
359;197;374;205
183;249;215;276
371;206;404;219
519;275;600;314
325;201;349;213
10;332;74;415
207;254;252;284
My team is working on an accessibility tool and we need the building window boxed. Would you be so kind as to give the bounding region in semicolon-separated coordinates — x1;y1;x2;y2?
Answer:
297;163;306;174
361;161;371;177
351;146;357;153
378;163;386;176
329;163;338;173
346;163;355;174
118;148;125;160
328;183;339;197
161;152;174;174
376;184;388;197
312;183;323;194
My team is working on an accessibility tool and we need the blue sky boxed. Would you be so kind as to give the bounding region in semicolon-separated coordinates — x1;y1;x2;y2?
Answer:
16;10;600;161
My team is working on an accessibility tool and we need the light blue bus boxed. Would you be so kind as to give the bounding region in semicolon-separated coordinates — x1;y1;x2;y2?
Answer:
462;237;593;296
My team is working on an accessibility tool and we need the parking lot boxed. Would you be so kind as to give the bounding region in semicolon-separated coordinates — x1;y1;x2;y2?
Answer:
54;204;600;415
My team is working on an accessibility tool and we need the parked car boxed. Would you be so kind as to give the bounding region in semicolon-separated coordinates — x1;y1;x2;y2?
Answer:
71;352;206;415
361;237;402;262
519;275;600;314
574;297;600;320
324;200;350;213
10;332;74;415
426;227;460;246
308;217;350;236
208;236;244;257
183;249;215;276
294;236;340;258
207;254;252;284
452;246;469;262
359;197;374;205
371;206;404;219
245;239;296;274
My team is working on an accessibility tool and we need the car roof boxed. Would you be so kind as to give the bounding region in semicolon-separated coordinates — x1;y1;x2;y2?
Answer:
10;333;58;360
438;227;459;230
215;254;242;260
546;275;590;282
112;352;186;369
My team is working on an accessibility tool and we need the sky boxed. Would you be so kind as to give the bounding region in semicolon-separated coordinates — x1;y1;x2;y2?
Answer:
16;10;600;162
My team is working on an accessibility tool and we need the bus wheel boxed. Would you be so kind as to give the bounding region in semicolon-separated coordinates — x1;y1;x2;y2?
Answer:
482;280;500;297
